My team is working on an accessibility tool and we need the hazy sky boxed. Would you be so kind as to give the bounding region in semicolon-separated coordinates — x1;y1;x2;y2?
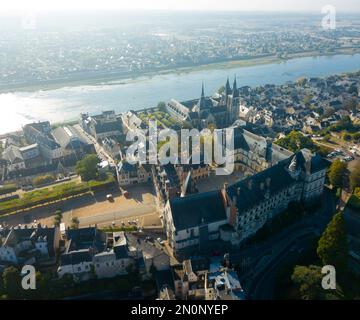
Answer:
0;0;359;13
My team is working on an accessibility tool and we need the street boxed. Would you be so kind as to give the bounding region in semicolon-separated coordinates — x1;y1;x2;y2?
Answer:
228;188;336;299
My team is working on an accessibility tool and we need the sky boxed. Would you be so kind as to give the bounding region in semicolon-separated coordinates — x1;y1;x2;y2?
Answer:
0;0;359;13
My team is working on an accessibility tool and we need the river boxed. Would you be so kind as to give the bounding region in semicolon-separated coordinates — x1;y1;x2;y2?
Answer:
0;53;360;135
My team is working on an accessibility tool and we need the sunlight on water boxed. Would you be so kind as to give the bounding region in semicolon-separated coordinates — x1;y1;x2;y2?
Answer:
0;53;359;134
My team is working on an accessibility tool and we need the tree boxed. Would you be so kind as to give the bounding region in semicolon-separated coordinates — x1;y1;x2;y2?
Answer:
2;267;23;299
53;209;63;226
217;85;225;94
350;162;360;191
343;133;352;141
328;159;347;189
352;132;360;142
317;212;348;273
275;130;316;153
157;101;167;112
54;215;62;226
323;134;331;142
32;175;55;187
71;217;80;229
75;154;99;181
291;265;324;300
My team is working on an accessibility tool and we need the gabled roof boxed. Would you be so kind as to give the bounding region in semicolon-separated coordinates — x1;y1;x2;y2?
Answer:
2;145;23;164
66;227;105;253
118;161;138;173
3;227;57;257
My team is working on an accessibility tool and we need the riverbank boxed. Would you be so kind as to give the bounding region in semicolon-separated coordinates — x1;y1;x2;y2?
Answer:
1;47;359;94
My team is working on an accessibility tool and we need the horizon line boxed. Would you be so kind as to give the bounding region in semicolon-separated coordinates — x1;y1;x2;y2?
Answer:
1;8;360;15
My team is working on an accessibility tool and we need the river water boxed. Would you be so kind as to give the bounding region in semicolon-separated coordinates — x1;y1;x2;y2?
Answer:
0;53;360;134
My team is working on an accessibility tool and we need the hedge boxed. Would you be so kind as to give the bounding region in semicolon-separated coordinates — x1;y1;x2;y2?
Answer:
0;184;17;196
0;174;115;215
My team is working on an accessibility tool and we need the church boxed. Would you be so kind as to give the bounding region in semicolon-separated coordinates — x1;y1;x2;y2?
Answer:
166;77;241;129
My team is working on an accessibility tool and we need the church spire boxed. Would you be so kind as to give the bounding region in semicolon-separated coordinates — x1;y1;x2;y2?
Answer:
233;76;239;97
225;77;231;95
198;83;206;110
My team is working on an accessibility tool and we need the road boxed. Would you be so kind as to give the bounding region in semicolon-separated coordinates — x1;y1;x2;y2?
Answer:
74;124;116;166
229;188;336;299
77;205;157;227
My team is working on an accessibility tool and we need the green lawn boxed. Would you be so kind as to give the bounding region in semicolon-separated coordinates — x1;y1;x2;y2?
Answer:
0;174;115;215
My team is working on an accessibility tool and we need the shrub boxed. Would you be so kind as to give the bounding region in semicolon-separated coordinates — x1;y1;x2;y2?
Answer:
32;175;55;187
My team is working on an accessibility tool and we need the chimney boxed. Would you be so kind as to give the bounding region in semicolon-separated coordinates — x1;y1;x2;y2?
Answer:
237;187;241;196
266;177;271;188
248;179;253;190
260;182;265;191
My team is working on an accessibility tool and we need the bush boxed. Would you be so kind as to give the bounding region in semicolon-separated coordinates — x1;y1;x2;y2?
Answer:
32;175;55;187
348;188;360;209
0;184;17;196
75;154;99;181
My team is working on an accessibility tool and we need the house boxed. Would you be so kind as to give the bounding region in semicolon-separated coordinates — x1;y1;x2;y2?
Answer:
23;121;63;160
205;268;245;300
52;125;95;159
0;225;60;266
116;161;151;186
80;111;122;140
172;258;209;299
2;144;40;172
57;227;106;281
93;231;135;279
158;256;244;300
58;228;135;281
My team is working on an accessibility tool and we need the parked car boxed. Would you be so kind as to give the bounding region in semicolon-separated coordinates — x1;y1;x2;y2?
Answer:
344;156;354;162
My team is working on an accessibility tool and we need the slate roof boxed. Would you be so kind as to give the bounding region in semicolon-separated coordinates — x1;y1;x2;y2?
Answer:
227;149;329;213
52;126;91;150
2;145;23;163
3;227;57;257
169;190;227;231
114;245;129;259
60;249;92;266
227;158;296;213
94;121;122;134
66;227;105;253
118;161;137;173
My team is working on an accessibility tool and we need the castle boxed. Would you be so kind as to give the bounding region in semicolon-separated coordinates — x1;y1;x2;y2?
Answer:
163;149;329;256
